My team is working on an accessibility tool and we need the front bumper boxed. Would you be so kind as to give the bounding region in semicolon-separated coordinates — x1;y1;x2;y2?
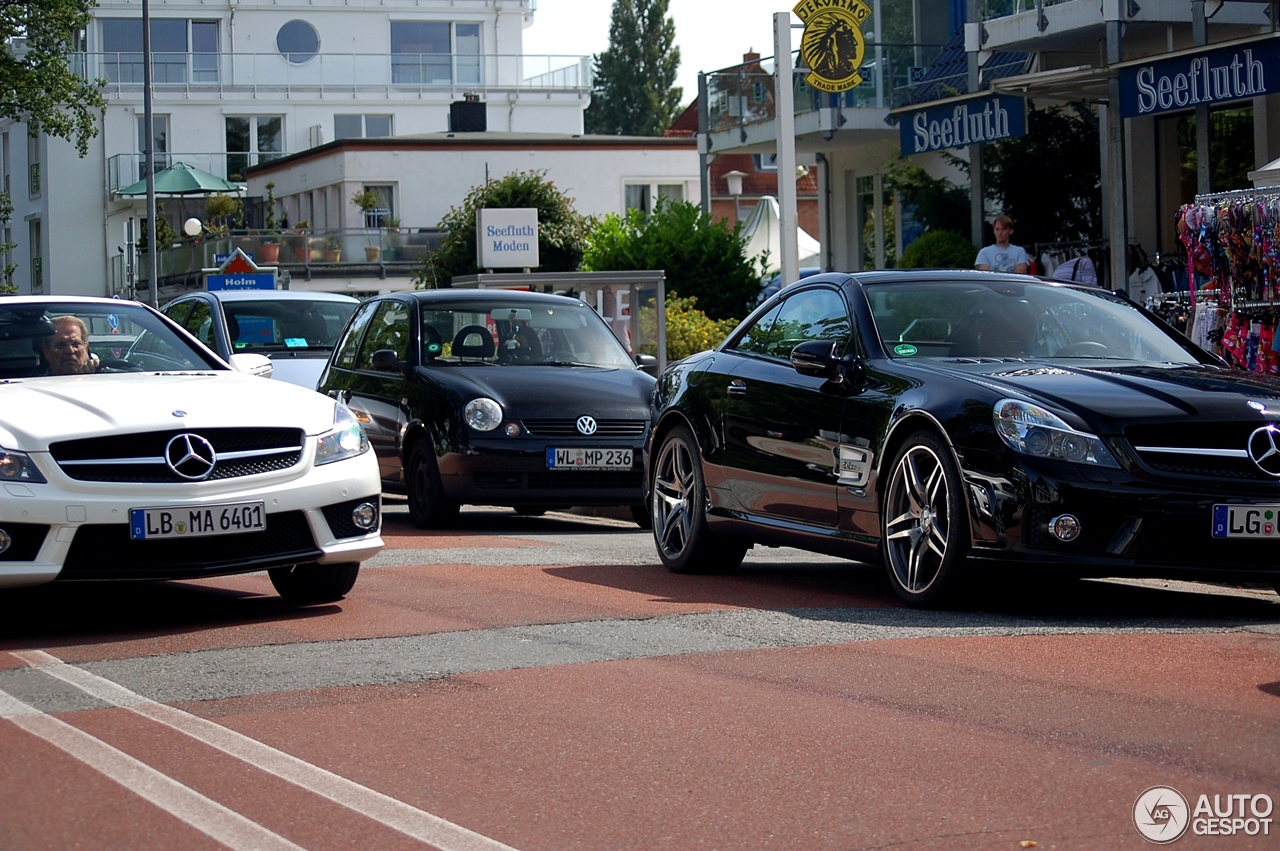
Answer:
438;435;647;507
0;450;383;588
964;453;1280;584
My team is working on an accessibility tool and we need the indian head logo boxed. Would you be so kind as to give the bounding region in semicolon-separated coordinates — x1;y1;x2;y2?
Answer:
794;0;872;93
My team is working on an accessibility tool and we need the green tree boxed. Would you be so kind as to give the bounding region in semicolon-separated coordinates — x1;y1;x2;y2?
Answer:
1;0;106;155
978;102;1101;245
885;158;971;237
898;230;977;269
0;191;16;293
582;198;761;321
414;171;591;288
585;0;682;136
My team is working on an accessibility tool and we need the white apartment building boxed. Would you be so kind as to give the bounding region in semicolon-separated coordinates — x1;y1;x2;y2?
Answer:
1;0;592;297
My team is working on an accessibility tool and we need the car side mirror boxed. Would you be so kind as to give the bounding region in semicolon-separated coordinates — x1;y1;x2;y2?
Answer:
634;353;659;376
791;340;843;380
229;352;273;378
370;349;406;374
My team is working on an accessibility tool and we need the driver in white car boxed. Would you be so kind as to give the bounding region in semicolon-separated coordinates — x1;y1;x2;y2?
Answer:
41;315;101;375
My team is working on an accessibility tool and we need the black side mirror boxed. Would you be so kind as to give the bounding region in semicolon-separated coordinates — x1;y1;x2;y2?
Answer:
791;340;864;392
634;353;659;376
370;349;405;374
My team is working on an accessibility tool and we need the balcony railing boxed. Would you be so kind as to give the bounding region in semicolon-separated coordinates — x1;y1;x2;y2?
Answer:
73;52;592;97
705;44;937;138
114;227;445;291
107;152;285;196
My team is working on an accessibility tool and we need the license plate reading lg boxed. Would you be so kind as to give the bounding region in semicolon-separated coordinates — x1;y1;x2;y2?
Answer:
1212;504;1280;538
129;501;266;541
546;447;633;470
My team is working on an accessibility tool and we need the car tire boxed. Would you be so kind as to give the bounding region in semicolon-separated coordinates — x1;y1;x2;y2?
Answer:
268;562;359;603
881;430;970;608
651;424;747;574
630;502;653;530
407;441;459;529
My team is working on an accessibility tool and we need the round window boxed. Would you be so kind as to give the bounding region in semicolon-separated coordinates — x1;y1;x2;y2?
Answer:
276;20;319;64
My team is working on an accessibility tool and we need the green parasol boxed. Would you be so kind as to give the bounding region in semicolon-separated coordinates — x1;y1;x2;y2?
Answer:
118;161;241;196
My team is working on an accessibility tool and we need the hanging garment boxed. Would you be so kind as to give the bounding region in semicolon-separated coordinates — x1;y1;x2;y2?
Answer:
1128;267;1160;303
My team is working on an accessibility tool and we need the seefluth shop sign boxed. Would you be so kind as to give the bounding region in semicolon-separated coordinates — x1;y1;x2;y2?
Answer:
1119;35;1278;118
898;94;1027;155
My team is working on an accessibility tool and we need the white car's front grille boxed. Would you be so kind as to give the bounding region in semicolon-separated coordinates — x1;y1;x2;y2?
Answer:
49;428;304;483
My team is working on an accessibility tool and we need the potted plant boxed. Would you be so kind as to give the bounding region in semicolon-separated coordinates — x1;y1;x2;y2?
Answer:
325;234;342;263
383;215;402;261
288;220;311;262
258;181;281;263
350;188;383;262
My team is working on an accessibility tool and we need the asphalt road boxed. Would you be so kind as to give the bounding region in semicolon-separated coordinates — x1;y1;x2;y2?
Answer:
1;501;1278;850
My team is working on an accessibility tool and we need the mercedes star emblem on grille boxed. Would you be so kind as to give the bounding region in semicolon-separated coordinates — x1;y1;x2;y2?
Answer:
1247;425;1280;477
576;415;598;435
165;433;217;480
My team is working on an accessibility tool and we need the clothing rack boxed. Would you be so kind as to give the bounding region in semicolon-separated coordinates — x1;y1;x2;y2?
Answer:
1193;187;1280;205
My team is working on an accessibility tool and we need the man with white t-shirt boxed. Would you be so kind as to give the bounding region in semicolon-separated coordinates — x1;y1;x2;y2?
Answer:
975;215;1030;274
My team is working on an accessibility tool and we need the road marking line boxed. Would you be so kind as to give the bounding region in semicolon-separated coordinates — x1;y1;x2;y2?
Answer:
0;686;305;851
13;650;520;851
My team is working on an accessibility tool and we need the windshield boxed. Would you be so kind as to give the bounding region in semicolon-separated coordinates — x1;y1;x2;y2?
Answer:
225;299;357;354
420;301;636;368
0;302;222;380
864;280;1203;364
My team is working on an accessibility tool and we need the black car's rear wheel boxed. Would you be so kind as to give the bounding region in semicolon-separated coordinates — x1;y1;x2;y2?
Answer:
269;562;359;603
882;431;969;607
651;424;747;574
407;441;459;529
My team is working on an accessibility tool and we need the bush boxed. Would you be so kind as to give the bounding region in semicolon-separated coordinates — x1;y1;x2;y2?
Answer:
898;230;977;269
415;171;590;287
637;295;739;362
582;199;761;321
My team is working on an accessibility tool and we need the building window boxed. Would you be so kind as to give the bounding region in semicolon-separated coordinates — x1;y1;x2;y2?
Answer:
225;116;283;182
27;132;39;199
101;19;219;84
334;115;393;140
624;182;684;214
3;132;10;196
28;219;41;294
752;153;778;172
360;184;394;227
391;21;480;85
276;20;319;65
137;114;170;173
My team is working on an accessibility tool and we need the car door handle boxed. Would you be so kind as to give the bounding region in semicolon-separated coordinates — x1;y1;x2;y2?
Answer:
727;379;747;397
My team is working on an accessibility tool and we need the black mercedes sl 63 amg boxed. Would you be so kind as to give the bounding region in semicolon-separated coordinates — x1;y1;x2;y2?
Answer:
646;270;1280;607
319;289;656;528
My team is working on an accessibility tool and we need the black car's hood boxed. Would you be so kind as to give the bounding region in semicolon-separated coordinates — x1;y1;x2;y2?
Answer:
423;364;656;419
924;359;1280;429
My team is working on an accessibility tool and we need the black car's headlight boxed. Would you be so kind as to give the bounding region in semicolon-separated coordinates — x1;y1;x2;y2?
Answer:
0;448;46;483
315;404;370;466
993;399;1119;468
464;397;503;432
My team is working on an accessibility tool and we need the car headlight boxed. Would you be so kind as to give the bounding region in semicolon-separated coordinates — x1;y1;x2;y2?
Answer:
464;397;503;432
993;399;1119;468
0;448;46;483
315;404;370;466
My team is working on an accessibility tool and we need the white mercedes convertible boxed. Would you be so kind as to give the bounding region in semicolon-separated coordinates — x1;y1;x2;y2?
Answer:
0;296;383;602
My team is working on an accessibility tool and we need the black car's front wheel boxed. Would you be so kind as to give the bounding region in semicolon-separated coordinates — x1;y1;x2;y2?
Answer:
651;424;747;574
407;441;459;529
882;431;970;607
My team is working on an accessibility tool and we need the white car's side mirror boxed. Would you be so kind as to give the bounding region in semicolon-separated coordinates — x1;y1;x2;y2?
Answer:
229;353;273;378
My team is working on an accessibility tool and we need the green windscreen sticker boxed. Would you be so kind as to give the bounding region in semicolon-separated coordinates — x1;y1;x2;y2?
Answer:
893;343;918;356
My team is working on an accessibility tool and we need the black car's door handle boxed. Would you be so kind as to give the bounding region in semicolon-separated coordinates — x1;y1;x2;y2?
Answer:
727;379;747;397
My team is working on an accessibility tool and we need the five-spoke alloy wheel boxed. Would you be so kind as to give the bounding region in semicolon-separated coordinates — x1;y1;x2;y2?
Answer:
651;424;747;574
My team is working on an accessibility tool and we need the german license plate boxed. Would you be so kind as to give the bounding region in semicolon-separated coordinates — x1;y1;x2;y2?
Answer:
1211;504;1280;538
129;501;266;541
546;447;633;470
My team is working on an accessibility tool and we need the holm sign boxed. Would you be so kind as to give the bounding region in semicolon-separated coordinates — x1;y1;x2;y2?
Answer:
1119;36;1279;118
899;94;1026;156
204;247;276;291
476;208;539;269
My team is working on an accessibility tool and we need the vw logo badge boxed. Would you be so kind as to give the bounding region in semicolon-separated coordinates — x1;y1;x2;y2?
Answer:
576;415;598;436
1247;425;1280;477
165;433;217;480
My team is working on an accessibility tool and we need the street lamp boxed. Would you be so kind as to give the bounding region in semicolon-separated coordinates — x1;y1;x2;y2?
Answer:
724;170;747;224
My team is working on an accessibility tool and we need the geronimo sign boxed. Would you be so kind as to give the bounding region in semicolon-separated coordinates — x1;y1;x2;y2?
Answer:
794;0;872;93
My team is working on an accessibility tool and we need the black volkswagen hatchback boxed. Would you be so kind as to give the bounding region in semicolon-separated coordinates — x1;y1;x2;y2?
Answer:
319;290;656;527
647;270;1280;606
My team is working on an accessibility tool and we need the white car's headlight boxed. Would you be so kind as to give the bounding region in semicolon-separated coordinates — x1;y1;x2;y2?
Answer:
993;399;1119;468
315;404;370;466
464;397;503;432
0;448;45;483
